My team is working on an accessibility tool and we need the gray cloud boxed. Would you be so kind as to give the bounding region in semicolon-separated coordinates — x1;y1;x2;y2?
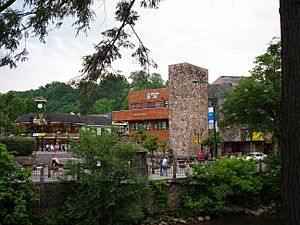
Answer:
0;0;280;93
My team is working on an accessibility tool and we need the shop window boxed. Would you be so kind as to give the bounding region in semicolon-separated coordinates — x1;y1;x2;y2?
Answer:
143;122;151;130
131;122;140;131
153;120;168;130
161;121;168;130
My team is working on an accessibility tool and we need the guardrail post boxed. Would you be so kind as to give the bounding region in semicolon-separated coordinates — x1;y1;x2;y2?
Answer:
40;164;45;182
172;161;177;179
258;160;263;173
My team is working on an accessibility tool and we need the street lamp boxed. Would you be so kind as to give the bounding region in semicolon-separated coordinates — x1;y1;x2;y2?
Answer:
192;80;217;159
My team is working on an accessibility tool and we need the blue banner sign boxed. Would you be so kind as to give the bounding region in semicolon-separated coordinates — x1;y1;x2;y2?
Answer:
208;106;214;125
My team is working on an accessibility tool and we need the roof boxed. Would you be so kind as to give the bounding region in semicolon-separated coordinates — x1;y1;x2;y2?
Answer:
34;96;47;102
209;76;245;99
18;113;83;124
81;114;112;126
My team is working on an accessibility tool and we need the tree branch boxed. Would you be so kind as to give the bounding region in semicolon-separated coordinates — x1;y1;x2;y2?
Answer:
89;0;136;75
0;0;17;13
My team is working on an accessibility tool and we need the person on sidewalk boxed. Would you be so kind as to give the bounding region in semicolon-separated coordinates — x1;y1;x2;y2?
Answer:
50;154;60;178
51;154;59;166
161;157;168;176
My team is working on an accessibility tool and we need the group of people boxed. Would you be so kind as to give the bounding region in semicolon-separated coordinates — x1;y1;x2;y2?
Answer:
45;143;68;152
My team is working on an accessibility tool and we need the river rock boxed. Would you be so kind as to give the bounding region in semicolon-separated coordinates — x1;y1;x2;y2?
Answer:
204;215;211;221
198;216;205;222
172;218;179;223
159;221;168;225
179;218;187;224
255;208;265;216
231;205;244;213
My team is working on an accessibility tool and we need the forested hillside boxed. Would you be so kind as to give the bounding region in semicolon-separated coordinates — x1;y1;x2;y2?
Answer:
12;71;166;115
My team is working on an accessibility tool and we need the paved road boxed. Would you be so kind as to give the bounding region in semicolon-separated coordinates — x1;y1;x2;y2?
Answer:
34;151;74;165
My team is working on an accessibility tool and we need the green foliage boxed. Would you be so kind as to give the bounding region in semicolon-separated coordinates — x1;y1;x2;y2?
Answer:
53;127;148;225
89;98;114;114
0;91;26;136
97;73;130;111
130;130;159;154
261;152;281;202
158;139;168;155
16;81;81;114
201;133;223;151
151;180;170;209
129;70;166;90
221;38;281;139
178;157;263;216
0;144;39;225
0;136;36;156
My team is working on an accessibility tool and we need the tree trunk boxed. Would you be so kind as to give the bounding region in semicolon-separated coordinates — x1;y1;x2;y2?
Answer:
279;1;300;224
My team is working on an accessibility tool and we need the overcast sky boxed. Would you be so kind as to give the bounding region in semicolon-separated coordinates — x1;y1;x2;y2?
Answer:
0;0;280;93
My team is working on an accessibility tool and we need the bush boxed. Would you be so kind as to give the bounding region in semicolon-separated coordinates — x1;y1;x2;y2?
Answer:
261;152;281;202
178;157;262;216
151;180;170;210
0;136;36;156
45;127;149;225
0;144;39;225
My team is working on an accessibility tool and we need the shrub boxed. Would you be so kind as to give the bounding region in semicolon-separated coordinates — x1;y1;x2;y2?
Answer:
178;157;262;216
151;180;170;210
48;127;149;225
0;144;39;225
261;152;281;202
0;136;36;156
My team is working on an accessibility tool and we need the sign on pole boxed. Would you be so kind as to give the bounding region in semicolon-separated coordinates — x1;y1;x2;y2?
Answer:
208;106;214;129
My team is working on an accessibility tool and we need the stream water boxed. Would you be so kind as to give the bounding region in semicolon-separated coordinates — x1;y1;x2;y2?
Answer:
189;215;280;225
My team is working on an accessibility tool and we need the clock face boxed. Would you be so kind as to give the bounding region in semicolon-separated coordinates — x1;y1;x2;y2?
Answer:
37;103;43;109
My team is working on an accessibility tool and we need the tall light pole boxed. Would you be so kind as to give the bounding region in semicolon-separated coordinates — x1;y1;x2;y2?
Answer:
192;80;217;158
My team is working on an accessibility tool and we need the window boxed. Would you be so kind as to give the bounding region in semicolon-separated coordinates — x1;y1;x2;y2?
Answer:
164;100;169;107
153;121;159;130
131;103;140;109
153;120;168;130
143;122;151;130
162;121;168;129
147;102;154;108
154;101;161;108
142;103;147;109
131;122;140;131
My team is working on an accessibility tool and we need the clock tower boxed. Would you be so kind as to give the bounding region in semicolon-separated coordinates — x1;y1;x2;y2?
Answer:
34;96;47;111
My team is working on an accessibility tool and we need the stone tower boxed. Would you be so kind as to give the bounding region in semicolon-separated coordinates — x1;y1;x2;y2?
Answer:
168;62;208;158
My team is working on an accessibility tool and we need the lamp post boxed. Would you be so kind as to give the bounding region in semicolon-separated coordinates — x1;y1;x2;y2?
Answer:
192;80;217;159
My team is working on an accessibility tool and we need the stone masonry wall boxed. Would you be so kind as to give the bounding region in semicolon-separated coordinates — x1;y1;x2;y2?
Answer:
169;63;208;158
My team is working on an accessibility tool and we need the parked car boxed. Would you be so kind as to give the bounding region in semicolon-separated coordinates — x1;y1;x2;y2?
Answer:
245;152;267;161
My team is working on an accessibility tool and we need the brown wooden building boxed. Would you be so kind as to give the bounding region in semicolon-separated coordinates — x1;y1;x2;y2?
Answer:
17;113;111;151
112;88;169;139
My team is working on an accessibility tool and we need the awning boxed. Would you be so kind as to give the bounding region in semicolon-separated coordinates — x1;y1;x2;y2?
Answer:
32;133;46;137
44;133;56;139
